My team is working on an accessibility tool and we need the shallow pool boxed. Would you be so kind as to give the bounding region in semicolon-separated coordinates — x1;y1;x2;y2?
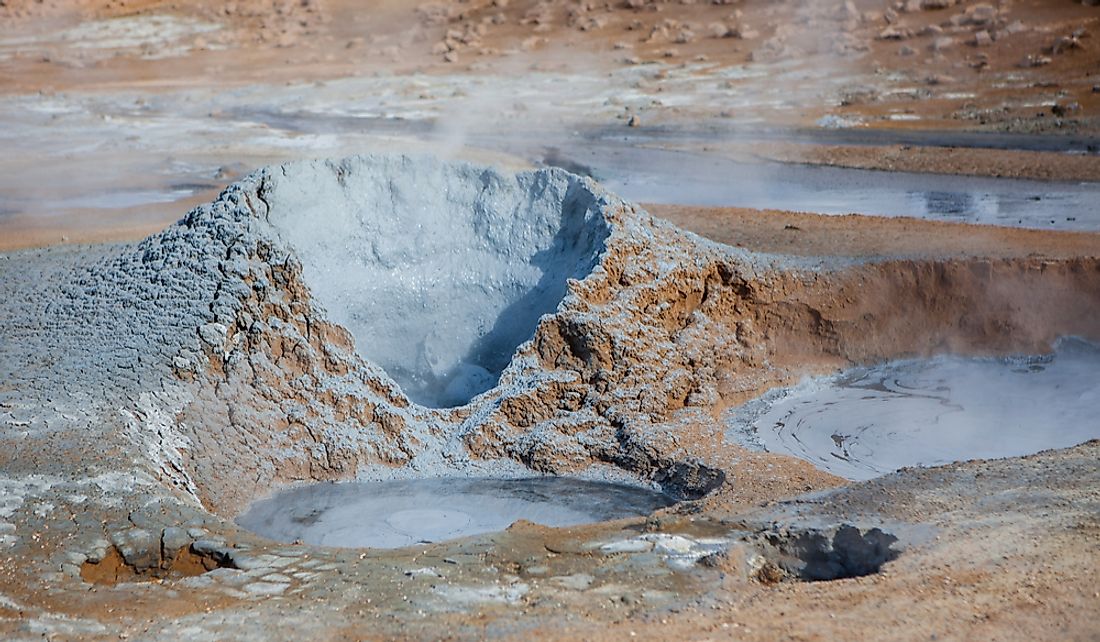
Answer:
236;477;675;549
725;338;1100;480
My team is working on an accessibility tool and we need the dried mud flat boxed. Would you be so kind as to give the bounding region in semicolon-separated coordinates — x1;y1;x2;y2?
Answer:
0;154;1098;641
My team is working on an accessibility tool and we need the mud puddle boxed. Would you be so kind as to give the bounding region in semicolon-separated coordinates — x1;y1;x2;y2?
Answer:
725;338;1100;480
3;94;1095;237
236;478;675;549
40;187;206;212
593;125;1100;154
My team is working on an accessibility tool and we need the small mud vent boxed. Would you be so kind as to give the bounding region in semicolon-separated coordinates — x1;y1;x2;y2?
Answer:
80;546;231;585
751;524;900;582
80;530;237;585
654;460;726;500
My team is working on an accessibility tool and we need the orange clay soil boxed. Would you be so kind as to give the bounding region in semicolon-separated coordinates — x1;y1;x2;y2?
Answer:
647;203;1100;260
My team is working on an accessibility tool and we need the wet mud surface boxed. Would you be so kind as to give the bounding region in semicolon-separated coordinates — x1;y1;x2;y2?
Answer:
237;478;676;549
1;0;1098;249
726;338;1100;480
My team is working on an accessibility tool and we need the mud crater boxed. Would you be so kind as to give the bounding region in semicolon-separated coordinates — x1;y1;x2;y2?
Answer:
260;156;610;408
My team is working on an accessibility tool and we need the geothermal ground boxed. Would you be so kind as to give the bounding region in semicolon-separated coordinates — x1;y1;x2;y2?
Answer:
1;1;1099;641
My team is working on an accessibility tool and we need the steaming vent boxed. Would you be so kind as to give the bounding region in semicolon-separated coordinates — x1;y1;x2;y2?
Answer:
261;155;610;408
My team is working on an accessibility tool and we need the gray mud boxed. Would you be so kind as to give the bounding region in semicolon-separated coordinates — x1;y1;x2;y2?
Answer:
725;338;1100;480
236;477;675;549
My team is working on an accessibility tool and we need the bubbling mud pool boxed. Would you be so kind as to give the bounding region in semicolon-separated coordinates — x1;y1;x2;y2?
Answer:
236;478;676;549
725;339;1100;481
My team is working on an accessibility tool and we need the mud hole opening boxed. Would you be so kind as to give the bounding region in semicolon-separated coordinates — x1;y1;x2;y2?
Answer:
749;525;901;583
236;477;676;549
80;545;234;586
